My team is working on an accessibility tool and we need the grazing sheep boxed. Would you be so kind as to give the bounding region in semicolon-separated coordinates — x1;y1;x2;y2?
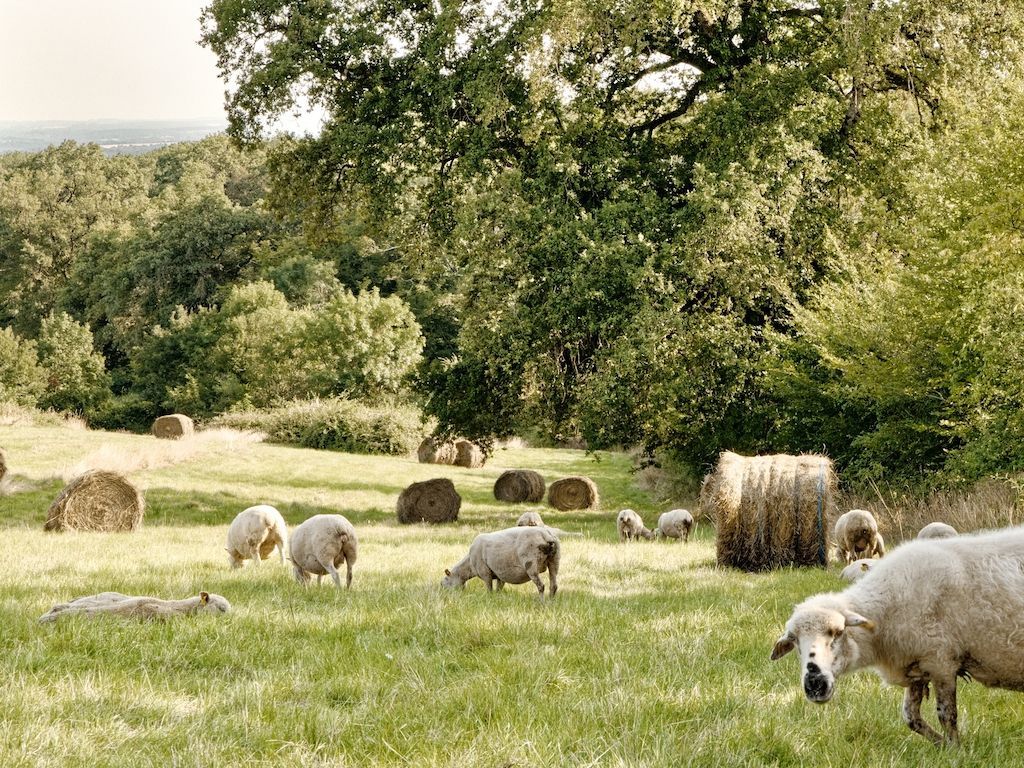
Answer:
771;526;1024;745
517;510;545;527
226;504;288;568
834;509;885;564
289;514;358;588
839;558;876;582
617;508;654;541
39;591;230;622
917;522;958;540
656;509;694;542
442;526;559;598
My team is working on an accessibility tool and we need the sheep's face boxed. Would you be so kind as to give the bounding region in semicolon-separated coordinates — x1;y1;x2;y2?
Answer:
441;569;464;589
771;605;874;703
199;592;232;614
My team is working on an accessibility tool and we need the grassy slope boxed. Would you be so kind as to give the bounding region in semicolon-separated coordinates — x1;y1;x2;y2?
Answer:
0;424;1021;767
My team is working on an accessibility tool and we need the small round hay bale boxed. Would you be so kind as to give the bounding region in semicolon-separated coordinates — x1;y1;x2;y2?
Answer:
494;469;545;503
0;447;7;482
453;439;485;469
396;478;461;524
417;437;456;465
44;470;145;532
152;414;194;440
548;476;599;511
699;451;836;572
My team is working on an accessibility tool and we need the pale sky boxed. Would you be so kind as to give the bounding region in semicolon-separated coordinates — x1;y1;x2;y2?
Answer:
0;1;227;121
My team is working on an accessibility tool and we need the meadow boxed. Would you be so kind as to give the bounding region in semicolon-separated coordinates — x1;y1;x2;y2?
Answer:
0;420;1021;767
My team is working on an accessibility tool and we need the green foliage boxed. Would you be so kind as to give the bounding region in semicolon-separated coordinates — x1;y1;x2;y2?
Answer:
0;327;45;406
35;312;110;413
210;397;429;455
85;391;158;434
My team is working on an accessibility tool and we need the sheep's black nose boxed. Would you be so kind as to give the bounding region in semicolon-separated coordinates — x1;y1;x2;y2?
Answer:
804;665;832;702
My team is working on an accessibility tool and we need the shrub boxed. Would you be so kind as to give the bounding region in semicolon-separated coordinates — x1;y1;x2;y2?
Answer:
86;392;158;433
0;327;45;406
36;312;111;413
210;397;430;455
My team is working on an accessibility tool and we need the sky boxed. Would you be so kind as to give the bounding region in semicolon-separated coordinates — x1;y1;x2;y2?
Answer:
0;1;227;122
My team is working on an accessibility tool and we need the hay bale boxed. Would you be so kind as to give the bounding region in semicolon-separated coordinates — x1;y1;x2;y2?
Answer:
699;451;835;572
152;414;194;440
44;470;145;532
494;469;546;503
396;478;461;524
548;476;599;511
417;437;456;465
453;439;485;468
0;447;6;482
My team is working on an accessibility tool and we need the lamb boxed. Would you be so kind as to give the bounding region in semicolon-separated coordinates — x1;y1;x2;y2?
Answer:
656;509;694;542
39;591;230;622
617;508;655;541
517;510;545;527
917;521;958;540
289;514;358;588
226;504;288;568
839;558;876;582
833;508;885;563
771;526;1024;745
442;526;559;598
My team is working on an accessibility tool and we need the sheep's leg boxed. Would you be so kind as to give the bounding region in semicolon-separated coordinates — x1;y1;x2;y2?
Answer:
935;679;960;746
547;558;559;597
525;564;546;598
293;565;309;586
496;580;505;591
323;563;342;588
903;682;943;745
345;558;353;589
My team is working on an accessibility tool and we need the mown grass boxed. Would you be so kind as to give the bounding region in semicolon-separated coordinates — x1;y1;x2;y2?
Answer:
0;423;1022;767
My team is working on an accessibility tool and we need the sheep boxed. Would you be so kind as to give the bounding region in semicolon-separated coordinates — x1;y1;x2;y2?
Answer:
226;504;288;569
289;514;358;588
517;510;545;527
617;508;655;541
442;526;559;598
39;591;230;622
917;521;958;540
839;558;876;582
833;508;885;564
771;526;1024;745
656;509;694;542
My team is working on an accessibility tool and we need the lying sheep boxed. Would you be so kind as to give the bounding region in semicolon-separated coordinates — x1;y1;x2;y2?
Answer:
656;509;694;542
917;521;958;540
617;508;654;541
39;591;230;622
834;508;885;563
839;558;876;582
442;526;559;598
289;514;358;588
517;510;545;527
226;504;288;568
771;526;1024;745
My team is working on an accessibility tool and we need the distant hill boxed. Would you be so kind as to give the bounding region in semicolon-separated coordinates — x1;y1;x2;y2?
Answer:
0;118;228;156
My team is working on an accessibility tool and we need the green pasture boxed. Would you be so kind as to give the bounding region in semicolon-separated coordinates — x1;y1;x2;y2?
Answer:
0;423;1020;766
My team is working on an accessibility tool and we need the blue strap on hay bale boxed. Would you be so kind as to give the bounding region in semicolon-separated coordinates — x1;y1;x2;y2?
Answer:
816;462;826;565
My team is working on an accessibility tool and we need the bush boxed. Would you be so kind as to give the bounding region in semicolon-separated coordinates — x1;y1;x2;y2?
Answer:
36;312;111;413
86;392;158;433
0;327;45;406
210;397;430;455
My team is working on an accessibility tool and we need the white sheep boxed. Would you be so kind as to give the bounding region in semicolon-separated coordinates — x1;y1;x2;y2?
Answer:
656;509;694;542
442;526;559;598
839;558;876;582
226;504;288;568
917;521;958;540
39;591;230;622
517;510;545;527
617;508;654;541
833;508;885;563
771;526;1024;745
289;514;358;588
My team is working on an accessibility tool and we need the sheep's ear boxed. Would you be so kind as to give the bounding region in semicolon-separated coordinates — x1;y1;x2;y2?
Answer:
844;612;875;631
444;569;451;577
860;562;870;572
200;592;209;604
771;632;796;660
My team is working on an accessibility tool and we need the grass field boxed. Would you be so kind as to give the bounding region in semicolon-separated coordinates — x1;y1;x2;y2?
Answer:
0;421;1021;767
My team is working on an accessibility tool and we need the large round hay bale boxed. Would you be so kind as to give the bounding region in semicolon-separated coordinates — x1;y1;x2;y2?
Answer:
700;451;835;572
0;447;7;482
44;470;146;532
548;476;599;510
396;478;461;524
494;469;545;503
453;439;485;469
417;437;456;465
152;414;195;440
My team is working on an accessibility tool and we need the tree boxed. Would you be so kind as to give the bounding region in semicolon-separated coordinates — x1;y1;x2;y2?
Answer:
0;327;45;407
36;312;111;413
